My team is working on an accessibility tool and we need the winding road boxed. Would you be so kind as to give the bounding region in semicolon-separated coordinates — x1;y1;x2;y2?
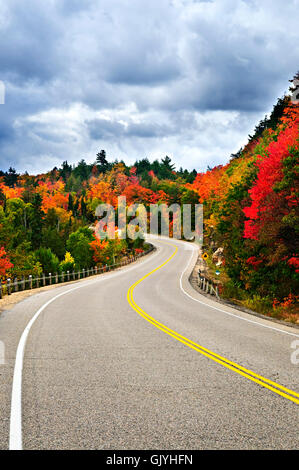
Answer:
0;237;298;450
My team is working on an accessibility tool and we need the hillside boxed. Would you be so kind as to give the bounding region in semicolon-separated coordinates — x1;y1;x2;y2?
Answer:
188;96;299;322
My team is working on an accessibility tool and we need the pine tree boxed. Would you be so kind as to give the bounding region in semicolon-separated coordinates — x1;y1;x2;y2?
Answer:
30;194;44;249
96;150;109;173
4;167;19;187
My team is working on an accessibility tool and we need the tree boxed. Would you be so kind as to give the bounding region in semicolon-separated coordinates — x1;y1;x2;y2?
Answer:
60;161;72;182
29;194;44;249
96;150;109;173
35;247;60;274
10;242;42;278
244;118;299;241
66;227;94;269
90;236;126;265
135;158;151;175
73;159;89;181
289;71;299;103
162;155;175;170
248;95;289;142
160;156;176;179
4;167;19;187
0;186;6;208
5;198;31;248
42;226;66;259
68;193;74;213
59;252;76;273
80;196;87;219
0;247;13;278
186;169;197;184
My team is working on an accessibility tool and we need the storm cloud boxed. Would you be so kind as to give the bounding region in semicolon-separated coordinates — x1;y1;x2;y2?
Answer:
0;0;298;173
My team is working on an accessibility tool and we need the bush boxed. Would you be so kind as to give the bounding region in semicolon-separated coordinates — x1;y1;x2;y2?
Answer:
66;227;94;269
222;280;247;301
35;247;60;274
59;252;76;273
10;242;42;278
242;295;273;315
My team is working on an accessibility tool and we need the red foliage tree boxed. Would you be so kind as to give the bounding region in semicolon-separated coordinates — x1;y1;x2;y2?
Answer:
0;247;13;278
243;121;299;240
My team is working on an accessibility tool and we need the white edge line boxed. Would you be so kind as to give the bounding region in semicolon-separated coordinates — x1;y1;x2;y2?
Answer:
9;247;160;450
178;244;299;339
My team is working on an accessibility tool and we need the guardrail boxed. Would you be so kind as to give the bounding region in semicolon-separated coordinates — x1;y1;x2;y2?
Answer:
198;270;220;299
0;246;155;299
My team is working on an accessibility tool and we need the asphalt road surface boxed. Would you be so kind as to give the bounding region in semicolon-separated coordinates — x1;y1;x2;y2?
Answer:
0;237;298;450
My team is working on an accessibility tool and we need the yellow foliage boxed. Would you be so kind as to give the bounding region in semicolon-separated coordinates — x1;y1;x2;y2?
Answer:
64;252;75;264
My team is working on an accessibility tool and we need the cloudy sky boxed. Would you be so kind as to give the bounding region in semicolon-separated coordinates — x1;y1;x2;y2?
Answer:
0;0;298;174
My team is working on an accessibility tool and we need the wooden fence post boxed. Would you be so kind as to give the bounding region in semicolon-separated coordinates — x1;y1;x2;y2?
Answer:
61;271;64;283
42;273;46;287
14;278;18;293
29;275;32;289
0;280;2;299
67;271;70;282
7;278;11;295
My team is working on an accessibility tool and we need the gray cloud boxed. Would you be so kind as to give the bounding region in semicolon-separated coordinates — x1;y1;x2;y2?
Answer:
0;1;64;84
87;119;125;140
0;0;298;173
86;117;177;140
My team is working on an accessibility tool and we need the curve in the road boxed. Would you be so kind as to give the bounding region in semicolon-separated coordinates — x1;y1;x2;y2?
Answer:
179;246;299;339
127;241;299;406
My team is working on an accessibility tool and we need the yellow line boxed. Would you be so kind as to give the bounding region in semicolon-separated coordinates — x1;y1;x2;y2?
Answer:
127;241;299;405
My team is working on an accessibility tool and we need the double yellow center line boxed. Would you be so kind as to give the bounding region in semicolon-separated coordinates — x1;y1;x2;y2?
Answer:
127;243;299;405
